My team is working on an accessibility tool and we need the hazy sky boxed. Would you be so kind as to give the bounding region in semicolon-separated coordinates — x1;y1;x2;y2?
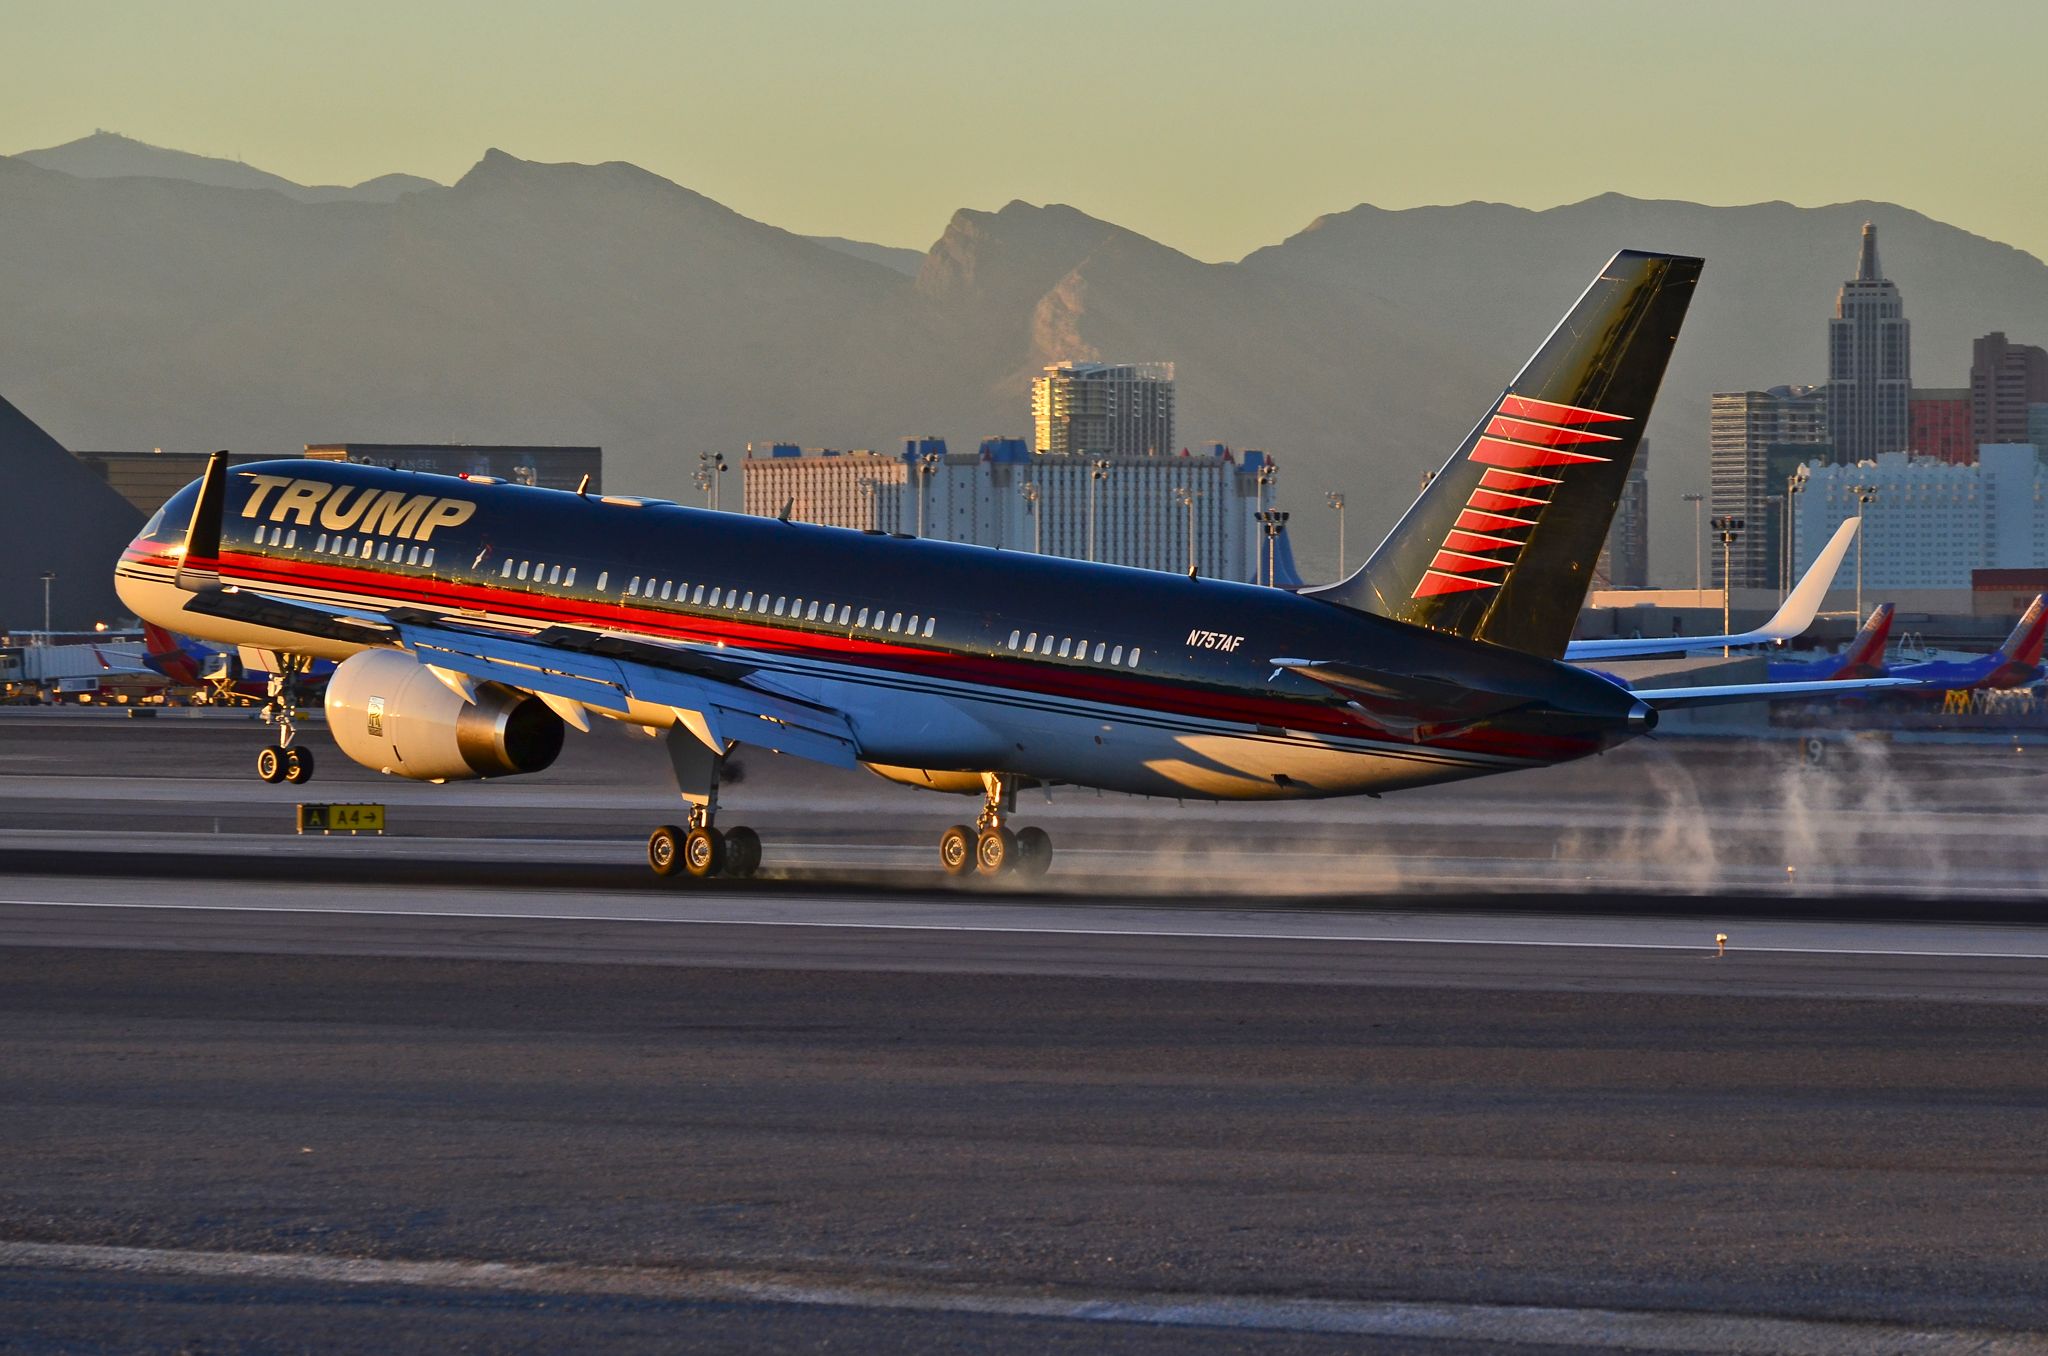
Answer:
7;0;2043;263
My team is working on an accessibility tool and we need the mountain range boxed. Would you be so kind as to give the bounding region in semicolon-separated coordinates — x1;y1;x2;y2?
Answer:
7;130;2048;583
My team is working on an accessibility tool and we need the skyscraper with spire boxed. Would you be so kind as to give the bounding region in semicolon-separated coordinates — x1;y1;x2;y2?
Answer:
1826;222;1912;461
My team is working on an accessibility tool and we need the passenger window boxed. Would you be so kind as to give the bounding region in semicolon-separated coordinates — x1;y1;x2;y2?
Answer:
857;608;870;627
1092;642;1105;662
546;564;559;584
709;588;722;607
503;559;516;578
595;571;607;592
838;604;852;624
1111;645;1123;665
907;615;919;634
423;549;435;569
316;533;329;553
741;592;754;610
1008;630;1021;650
286;530;298;549
564;567;576;587
1025;632;1039;652
773;597;787;617
1129;648;1142;667
626;576;640;596
380;540;393;561
1058;638;1072;658
890;613;903;632
806;601;820;621
660;581;673;600
692;585;706;605
406;545;419;565
517;561;530;580
346;539;360;558
757;594;771;614
923;617;936;638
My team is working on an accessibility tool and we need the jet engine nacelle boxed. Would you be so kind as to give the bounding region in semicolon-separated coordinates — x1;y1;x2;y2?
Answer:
324;649;564;781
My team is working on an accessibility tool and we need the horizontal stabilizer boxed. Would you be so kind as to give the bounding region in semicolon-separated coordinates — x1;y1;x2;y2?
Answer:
1629;676;1915;709
1566;517;1861;662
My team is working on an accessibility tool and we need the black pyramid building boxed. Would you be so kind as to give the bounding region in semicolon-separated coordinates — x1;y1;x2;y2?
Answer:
0;393;144;630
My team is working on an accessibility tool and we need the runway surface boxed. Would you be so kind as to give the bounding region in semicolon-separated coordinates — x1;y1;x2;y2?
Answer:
5;711;2048;1350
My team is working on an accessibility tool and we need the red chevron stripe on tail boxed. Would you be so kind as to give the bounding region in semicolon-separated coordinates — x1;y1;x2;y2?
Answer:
1497;394;1632;424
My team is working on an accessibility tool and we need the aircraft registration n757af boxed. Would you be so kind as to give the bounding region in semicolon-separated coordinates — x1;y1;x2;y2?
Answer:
113;249;1909;880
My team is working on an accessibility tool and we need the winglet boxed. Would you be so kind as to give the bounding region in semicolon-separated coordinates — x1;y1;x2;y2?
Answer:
1752;516;1861;642
174;450;230;592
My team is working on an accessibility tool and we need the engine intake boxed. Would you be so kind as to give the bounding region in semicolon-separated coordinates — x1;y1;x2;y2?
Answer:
325;649;564;781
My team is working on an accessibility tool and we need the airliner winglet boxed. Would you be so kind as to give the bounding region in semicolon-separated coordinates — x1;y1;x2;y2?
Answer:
1564;516;1860;662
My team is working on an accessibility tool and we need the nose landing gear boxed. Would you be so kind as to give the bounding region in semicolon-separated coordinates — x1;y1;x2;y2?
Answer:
254;656;315;785
940;773;1054;879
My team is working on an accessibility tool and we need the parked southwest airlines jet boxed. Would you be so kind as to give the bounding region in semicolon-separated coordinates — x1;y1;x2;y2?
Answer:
113;251;1906;880
1888;595;2048;691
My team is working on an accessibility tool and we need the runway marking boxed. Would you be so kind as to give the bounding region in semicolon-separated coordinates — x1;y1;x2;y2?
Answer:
6;897;2048;962
1;1240;2038;1353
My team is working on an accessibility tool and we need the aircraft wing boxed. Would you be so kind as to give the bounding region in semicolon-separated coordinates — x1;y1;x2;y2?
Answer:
179;586;862;768
1566;517;1861;661
395;620;863;769
1625;676;1917;709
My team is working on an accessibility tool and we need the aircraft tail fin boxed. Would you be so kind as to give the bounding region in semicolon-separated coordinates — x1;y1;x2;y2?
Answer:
1836;603;1895;679
1305;250;1701;658
1996;595;2048;667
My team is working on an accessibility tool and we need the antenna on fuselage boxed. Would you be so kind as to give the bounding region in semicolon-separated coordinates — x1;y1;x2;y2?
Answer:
575;473;591;497
777;497;794;523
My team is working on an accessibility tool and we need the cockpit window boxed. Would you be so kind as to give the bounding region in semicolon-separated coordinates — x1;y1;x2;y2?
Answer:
139;493;191;549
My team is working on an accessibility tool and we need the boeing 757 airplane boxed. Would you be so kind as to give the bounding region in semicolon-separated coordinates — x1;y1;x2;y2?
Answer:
113;250;1907;880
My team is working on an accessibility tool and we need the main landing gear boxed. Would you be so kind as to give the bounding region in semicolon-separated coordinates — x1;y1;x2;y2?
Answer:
939;773;1053;880
647;725;761;881
254;656;315;785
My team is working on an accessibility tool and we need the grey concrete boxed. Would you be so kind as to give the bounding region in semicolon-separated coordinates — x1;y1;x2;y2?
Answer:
5;710;2048;1350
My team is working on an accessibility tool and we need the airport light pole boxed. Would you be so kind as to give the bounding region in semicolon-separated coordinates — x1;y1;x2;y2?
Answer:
1174;486;1198;575
1255;509;1289;587
1087;459;1111;563
1683;493;1705;604
39;572;56;639
1020;481;1041;554
1256;459;1277;514
1326;491;1347;576
1850;483;1879;621
1782;474;1806;602
915;453;940;538
1711;515;1743;655
694;452;726;511
856;476;878;532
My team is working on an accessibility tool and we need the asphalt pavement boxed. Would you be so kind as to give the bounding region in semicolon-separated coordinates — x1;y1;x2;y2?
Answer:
4;709;2048;1352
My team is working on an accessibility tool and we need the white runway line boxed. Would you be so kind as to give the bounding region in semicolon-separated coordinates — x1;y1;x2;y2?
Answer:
7;892;2048;961
0;1240;2038;1354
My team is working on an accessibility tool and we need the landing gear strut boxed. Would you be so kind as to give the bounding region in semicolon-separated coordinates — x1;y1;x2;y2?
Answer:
940;773;1053;879
648;724;761;881
255;655;315;785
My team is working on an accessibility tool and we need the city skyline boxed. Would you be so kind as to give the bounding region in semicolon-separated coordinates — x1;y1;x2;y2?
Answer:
7;0;2046;266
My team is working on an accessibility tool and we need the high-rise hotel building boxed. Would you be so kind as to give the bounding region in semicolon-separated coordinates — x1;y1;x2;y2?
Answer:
1031;362;1176;458
1709;386;1830;588
1826;222;1912;461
